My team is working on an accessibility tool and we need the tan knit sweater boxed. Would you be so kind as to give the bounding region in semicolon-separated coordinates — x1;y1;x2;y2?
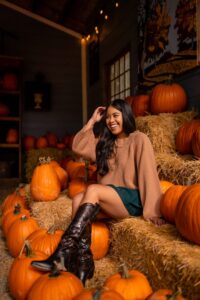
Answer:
72;126;162;219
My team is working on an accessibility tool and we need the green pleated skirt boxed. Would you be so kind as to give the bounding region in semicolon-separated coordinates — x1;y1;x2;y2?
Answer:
107;184;143;216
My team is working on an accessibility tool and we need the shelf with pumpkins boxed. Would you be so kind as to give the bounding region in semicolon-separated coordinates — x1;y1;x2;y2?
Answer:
0;55;23;179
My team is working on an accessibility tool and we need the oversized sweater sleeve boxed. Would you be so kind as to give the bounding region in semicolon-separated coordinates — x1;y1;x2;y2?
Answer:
72;126;97;162
134;132;162;219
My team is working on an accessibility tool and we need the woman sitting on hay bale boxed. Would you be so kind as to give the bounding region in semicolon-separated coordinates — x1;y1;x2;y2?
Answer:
31;99;166;285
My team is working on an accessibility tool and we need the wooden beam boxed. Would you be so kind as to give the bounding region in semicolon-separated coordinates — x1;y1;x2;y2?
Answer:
0;0;82;39
81;39;88;124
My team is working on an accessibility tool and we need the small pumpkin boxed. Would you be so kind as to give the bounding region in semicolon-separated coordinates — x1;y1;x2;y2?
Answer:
91;222;110;260
8;242;48;300
68;178;90;199
3;72;18;90
0;102;10;115
1;204;31;236
1;191;26;214
126;95;150;117
22;135;36;151
146;288;186;300
35;136;48;149
27;227;64;256
45;132;58;147
27;269;83;300
150;81;187;114
175;184;200;245
6;128;18;143
6;215;40;257
30;157;61;202
104;264;152;300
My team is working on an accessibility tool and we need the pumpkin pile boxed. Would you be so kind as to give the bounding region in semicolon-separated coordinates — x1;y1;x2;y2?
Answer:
23;131;75;151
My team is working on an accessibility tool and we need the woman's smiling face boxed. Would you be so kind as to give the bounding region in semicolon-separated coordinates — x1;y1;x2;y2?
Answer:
105;105;126;138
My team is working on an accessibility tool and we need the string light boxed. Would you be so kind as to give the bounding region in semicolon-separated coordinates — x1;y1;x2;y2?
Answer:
115;2;119;8
104;14;109;20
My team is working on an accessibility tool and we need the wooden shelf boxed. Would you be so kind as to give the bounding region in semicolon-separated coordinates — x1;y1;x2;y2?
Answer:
0;143;20;148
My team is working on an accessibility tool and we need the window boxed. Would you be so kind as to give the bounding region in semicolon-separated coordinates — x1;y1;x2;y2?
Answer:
108;50;131;101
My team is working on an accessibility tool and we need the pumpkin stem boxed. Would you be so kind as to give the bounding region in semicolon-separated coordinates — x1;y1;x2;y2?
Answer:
119;261;130;279
13;203;22;214
167;287;183;300
92;289;102;300
47;225;56;234
19;240;33;257
165;74;174;84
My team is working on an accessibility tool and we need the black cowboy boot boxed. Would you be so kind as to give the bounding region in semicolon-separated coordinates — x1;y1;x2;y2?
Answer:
76;223;94;285
31;203;100;273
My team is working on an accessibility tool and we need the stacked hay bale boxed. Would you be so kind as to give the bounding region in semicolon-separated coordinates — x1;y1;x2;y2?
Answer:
136;110;200;184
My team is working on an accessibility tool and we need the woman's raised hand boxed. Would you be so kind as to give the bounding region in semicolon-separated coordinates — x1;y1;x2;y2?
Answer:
91;106;106;124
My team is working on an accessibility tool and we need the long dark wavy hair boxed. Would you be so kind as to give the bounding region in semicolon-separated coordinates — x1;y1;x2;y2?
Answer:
96;99;136;176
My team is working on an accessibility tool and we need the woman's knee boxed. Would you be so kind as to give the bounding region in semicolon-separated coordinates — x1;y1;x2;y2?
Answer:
84;184;100;197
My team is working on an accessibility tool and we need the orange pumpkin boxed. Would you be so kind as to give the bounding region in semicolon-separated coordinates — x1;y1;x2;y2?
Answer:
68;178;89;199
8;242;48;300
175;120;200;155
6;128;18;143
50;160;68;190
160;185;187;224
91;222;110;260
7;215;40;257
192;127;200;157
1;191;26;214
3;72;18;90
146;289;186;300
104;264;152;300
27;227;64;256
56;142;66;150
27;270;83;300
126;95;150;117
35;136;48;149
45;132;58;147
175;184;200;245
150;82;187;114
0;102;10;115
73;287;125;300
30;157;61;202
22;135;36;151
1;204;31;236
160;180;174;194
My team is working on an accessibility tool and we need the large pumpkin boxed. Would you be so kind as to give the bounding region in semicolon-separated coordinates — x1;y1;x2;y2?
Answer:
30;157;61;202
175;184;200;245
160;180;174;194
175;120;200;154
8;242;48;300
68;178;89;199
160;185;187;224
50;160;68;190
91;222;110;260
27;270;83;300
150;82;187;114
104;264;152;300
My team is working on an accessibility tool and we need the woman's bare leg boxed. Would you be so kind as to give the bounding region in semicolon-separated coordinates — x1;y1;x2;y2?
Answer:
72;184;130;219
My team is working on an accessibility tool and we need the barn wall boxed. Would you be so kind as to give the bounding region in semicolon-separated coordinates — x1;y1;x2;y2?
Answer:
0;5;82;140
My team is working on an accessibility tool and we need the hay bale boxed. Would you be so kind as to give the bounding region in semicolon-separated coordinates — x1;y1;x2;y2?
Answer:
25;148;74;182
156;153;200;185
110;217;200;299
30;193;72;230
136;110;198;154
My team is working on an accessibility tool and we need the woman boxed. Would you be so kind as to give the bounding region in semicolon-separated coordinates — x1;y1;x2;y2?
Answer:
31;99;165;285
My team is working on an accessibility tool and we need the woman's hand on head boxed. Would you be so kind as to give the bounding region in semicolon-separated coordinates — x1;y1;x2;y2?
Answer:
91;106;106;124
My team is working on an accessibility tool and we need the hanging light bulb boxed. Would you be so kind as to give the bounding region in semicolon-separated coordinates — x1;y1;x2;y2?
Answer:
104;14;109;20
115;2;119;8
99;9;104;15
